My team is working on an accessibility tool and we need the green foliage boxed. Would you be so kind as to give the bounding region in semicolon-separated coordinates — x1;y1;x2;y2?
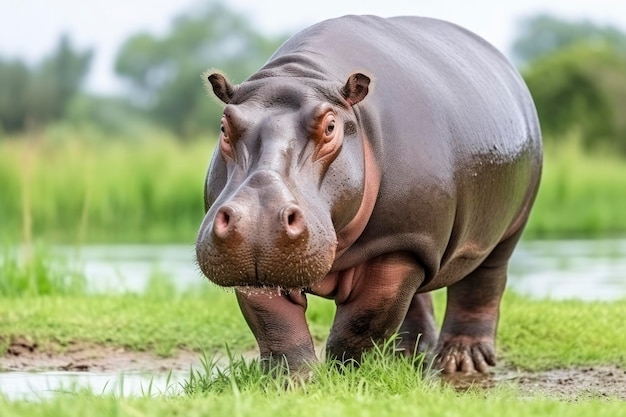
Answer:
1;389;625;417
115;3;287;137
0;130;214;244
0;35;92;132
0;246;86;297
513;14;626;64
523;44;626;154
525;133;626;238
1;129;625;243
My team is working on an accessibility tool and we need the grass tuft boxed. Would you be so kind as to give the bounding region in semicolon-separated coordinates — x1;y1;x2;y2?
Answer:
0;245;86;297
183;338;432;398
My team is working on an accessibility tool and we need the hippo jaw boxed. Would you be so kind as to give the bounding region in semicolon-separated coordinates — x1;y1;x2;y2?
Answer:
195;177;338;289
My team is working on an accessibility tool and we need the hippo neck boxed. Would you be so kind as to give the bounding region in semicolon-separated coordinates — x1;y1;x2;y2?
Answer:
334;133;381;259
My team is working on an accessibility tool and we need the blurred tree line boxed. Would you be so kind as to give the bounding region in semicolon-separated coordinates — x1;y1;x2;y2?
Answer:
1;5;626;155
515;14;626;154
0;35;92;132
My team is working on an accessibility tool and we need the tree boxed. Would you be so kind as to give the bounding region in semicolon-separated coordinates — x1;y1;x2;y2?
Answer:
115;3;287;137
513;14;626;65
0;60;30;132
0;35;92;133
523;44;626;154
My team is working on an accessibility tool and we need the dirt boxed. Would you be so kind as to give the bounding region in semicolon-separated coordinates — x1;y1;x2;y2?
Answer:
440;364;626;401
1;336;202;373
2;336;625;401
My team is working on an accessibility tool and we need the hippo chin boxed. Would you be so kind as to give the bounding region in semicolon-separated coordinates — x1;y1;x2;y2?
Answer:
195;15;542;374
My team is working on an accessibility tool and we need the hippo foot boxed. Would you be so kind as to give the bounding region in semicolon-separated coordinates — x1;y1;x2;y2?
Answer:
259;351;318;376
435;338;496;374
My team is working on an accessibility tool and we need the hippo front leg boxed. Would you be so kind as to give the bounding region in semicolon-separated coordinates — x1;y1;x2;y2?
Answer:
325;252;424;364
235;288;317;372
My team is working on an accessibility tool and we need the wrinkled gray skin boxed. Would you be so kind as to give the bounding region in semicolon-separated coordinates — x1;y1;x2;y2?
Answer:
196;15;542;374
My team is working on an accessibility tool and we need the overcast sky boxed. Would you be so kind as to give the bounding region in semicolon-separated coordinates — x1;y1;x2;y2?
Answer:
2;0;626;94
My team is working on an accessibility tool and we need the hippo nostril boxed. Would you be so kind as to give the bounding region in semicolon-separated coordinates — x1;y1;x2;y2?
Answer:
213;205;237;240
281;205;306;239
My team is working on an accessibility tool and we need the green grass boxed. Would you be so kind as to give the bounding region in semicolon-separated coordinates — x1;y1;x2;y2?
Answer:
0;129;214;244
1;129;626;243
0;284;624;369
526;134;626;238
1;350;625;416
1;387;624;417
0;245;86;297
1;254;625;413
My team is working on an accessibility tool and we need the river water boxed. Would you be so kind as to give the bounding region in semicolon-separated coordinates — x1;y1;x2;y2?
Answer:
56;239;626;301
2;239;625;400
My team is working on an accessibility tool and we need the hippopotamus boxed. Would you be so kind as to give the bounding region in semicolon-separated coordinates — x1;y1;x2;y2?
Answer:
195;15;542;374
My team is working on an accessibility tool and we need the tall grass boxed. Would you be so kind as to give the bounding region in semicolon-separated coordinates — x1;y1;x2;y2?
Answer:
0;128;214;243
0;128;624;243
526;133;626;238
0;246;86;297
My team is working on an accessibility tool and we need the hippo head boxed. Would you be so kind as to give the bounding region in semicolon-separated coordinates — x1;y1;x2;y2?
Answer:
195;70;373;290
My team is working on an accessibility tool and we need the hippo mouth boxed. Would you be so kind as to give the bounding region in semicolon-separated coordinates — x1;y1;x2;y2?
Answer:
195;226;338;290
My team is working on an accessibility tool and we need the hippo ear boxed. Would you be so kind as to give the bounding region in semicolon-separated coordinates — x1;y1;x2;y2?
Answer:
341;73;370;106
204;72;237;104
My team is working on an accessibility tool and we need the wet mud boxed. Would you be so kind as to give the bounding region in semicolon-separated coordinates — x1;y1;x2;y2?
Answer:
2;337;625;400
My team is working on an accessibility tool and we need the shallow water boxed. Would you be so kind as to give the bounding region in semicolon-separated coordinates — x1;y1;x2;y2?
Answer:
0;371;187;400
509;239;626;301
54;239;626;301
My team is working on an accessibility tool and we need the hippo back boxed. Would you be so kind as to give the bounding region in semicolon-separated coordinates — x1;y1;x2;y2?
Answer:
256;15;542;285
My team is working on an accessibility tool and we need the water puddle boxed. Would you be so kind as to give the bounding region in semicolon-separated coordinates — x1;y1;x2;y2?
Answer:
0;371;187;400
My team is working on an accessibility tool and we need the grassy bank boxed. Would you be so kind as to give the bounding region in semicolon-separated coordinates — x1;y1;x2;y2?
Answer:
1;249;625;370
1;292;624;369
1;130;625;243
1;290;626;414
2;252;626;413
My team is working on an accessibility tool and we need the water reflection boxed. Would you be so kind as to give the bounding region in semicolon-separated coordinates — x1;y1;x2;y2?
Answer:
0;371;186;400
509;239;626;300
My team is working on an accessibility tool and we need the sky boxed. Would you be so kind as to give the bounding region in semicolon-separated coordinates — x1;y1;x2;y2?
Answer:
2;0;626;95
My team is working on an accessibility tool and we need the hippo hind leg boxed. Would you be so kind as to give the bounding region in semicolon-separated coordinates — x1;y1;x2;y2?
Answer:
397;292;439;358
435;228;524;373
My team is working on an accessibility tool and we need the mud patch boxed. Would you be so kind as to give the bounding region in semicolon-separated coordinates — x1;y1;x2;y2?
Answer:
2;337;625;400
1;336;202;373
441;364;626;401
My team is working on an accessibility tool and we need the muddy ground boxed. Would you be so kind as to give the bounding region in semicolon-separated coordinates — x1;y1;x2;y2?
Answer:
2;337;625;401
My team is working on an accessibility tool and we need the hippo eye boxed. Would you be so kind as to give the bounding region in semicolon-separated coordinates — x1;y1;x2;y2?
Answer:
323;114;336;139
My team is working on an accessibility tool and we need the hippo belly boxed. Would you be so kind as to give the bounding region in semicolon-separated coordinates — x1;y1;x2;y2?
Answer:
196;15;542;374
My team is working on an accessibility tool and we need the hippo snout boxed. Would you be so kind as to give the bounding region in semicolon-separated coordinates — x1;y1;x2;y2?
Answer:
196;186;337;289
211;203;307;243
